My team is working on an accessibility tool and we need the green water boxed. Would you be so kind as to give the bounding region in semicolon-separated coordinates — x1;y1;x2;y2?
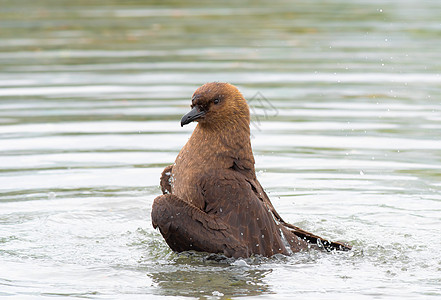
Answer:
1;1;440;299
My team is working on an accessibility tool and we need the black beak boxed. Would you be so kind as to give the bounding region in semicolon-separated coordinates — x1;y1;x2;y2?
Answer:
180;107;206;127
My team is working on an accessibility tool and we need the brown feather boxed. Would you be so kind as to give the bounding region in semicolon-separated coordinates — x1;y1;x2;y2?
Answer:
151;82;351;258
160;165;173;195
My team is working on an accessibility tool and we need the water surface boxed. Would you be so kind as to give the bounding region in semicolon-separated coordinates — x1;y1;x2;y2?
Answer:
1;0;440;299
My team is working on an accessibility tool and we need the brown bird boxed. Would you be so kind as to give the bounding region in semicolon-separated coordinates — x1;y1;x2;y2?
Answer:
151;82;350;258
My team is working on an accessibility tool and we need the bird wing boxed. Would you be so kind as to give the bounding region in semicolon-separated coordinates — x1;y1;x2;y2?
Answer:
152;193;251;257
198;169;306;256
160;164;173;194
250;178;351;251
152;168;306;257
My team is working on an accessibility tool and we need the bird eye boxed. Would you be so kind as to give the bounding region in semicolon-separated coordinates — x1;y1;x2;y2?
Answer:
213;98;220;104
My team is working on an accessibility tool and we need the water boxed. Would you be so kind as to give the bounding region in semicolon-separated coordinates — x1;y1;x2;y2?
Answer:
1;0;440;299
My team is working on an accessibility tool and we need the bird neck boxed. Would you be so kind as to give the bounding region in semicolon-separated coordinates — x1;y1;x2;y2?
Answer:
190;118;255;174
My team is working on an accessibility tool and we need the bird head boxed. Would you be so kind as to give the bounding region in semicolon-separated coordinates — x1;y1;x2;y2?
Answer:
180;82;250;128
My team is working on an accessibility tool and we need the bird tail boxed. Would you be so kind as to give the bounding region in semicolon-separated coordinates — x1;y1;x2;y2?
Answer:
281;221;352;251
